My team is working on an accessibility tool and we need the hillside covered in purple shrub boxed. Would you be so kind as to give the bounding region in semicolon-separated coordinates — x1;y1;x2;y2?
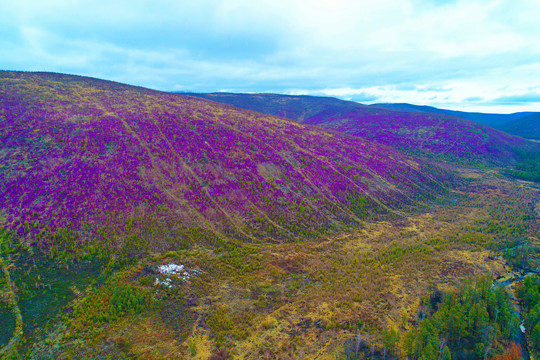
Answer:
305;107;530;163
188;93;534;164
0;72;450;255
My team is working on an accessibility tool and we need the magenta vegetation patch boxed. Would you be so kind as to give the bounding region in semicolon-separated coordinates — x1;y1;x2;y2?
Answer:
0;72;449;253
304;107;527;163
188;93;530;164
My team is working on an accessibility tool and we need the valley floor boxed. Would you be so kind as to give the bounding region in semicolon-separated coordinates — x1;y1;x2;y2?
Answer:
1;166;539;359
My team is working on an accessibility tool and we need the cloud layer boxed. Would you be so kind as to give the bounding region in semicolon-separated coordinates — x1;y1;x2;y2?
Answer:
1;0;540;112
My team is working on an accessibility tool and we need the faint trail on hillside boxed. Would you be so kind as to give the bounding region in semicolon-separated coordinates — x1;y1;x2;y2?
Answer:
240;194;298;241
293;142;407;218
81;93;229;242
213;112;366;224
148;111;259;242
117;113;228;240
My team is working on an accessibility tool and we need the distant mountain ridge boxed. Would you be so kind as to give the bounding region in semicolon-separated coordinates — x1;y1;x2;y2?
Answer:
185;92;536;164
370;103;535;127
499;112;540;140
372;103;540;140
183;92;365;122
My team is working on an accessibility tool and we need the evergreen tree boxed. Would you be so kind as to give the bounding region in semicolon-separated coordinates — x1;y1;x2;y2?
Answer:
441;345;452;360
419;343;437;360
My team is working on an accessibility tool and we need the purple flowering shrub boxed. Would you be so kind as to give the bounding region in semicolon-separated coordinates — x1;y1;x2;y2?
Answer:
305;107;528;164
0;72;450;253
185;93;533;164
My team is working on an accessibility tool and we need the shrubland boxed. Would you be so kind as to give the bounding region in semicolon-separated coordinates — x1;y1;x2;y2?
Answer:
0;72;539;359
0;71;452;257
0;166;535;359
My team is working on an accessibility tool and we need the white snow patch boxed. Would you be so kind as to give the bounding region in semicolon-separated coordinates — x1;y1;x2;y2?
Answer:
157;263;186;276
154;263;201;286
155;277;173;288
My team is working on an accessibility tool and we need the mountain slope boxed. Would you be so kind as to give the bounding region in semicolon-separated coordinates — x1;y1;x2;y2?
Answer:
304;107;530;164
182;92;364;121
500;113;540;140
0;72;449;254
372;102;539;139
186;93;533;164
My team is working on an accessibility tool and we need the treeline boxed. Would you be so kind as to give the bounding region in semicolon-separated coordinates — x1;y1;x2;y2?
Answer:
516;274;540;355
403;276;520;360
343;276;522;359
507;148;540;183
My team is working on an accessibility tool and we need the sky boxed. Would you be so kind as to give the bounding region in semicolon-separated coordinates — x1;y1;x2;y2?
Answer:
1;0;540;113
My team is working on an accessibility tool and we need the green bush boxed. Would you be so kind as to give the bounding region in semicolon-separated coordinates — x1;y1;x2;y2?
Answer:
108;284;152;319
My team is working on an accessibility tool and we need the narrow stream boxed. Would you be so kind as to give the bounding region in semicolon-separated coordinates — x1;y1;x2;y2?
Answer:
492;270;540;360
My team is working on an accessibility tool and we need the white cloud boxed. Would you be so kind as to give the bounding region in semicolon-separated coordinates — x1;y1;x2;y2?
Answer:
1;0;540;112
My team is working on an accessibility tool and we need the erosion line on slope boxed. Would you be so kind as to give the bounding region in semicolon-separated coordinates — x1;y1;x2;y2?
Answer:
149;114;258;242
212;112;361;224
411;119;457;191
246;200;298;241
295;133;448;216
256;116;399;218
206;111;341;230
293;143;402;217
198;131;298;240
86;96;228;242
120;118;227;240
418;118;444;151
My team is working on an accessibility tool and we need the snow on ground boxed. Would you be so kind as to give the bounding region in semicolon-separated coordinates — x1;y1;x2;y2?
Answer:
154;277;173;287
154;263;201;287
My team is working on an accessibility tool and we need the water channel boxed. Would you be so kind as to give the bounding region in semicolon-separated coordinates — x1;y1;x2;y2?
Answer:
492;268;540;360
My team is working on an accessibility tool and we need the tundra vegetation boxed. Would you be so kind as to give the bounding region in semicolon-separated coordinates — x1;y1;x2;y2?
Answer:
0;71;539;359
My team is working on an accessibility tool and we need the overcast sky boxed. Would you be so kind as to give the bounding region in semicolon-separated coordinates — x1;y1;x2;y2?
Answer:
1;0;540;113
